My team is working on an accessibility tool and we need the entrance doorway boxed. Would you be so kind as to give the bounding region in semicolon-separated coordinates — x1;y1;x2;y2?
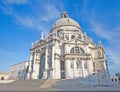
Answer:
39;53;45;79
60;61;65;79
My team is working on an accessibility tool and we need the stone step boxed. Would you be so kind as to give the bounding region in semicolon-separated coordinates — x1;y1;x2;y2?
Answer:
52;78;113;89
40;79;60;88
52;79;94;89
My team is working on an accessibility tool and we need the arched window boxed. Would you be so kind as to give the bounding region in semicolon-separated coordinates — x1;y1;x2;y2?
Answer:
39;53;45;79
80;48;85;54
70;47;85;54
60;61;65;70
57;31;60;37
115;79;117;82
1;77;4;80
75;46;79;54
48;56;52;68
70;62;74;69
112;79;114;82
78;34;81;39
48;46;52;54
70;48;74;54
71;35;75;39
98;50;101;57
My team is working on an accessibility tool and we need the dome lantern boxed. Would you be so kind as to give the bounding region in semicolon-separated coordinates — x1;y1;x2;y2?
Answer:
61;12;68;18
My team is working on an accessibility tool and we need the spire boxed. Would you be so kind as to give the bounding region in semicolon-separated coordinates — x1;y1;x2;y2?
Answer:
98;40;102;47
98;40;104;49
61;12;68;18
84;32;87;36
40;32;44;40
98;40;105;52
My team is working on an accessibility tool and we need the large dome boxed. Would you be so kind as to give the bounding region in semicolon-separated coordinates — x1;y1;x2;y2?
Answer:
51;12;81;31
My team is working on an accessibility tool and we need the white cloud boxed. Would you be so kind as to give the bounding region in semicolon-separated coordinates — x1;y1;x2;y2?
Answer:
106;47;120;75
0;2;13;15
118;12;120;16
86;15;120;76
41;3;60;21
0;0;60;33
88;19;120;40
0;49;16;57
15;15;34;28
79;1;120;75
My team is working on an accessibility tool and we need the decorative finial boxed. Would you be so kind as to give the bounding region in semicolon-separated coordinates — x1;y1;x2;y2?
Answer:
45;34;47;39
36;40;38;44
84;32;87;35
31;42;34;47
40;32;44;40
98;40;102;47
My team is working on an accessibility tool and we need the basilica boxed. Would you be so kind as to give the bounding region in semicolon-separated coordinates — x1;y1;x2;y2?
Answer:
27;12;110;80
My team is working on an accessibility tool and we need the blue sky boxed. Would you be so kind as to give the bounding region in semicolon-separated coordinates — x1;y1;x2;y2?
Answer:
0;0;120;75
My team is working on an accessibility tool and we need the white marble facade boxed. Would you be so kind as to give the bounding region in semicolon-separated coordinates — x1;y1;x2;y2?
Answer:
27;12;110;80
9;61;29;80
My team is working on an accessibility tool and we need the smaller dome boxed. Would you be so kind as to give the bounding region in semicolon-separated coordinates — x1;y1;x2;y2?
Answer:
51;12;81;31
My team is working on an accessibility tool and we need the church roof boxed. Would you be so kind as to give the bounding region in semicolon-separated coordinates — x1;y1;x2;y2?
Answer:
51;12;81;31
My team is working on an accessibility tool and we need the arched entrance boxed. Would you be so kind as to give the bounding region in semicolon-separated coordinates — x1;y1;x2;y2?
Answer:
39;53;45;79
1;77;4;80
60;61;65;79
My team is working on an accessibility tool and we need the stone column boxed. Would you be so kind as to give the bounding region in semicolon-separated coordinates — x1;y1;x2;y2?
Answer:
87;60;90;75
73;59;76;78
81;60;85;78
55;59;61;79
34;52;40;79
65;59;70;79
72;59;75;78
103;60;109;77
51;45;55;78
27;53;32;79
27;62;31;79
32;52;37;79
87;59;93;75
